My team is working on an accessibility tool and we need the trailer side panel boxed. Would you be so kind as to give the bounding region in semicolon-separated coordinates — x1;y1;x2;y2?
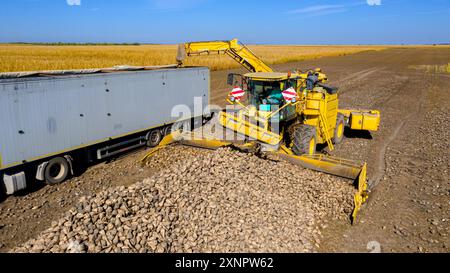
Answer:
0;67;210;170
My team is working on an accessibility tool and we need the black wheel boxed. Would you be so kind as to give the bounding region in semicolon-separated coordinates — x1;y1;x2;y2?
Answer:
333;113;345;144
292;125;317;156
162;126;172;137
146;130;162;147
44;157;70;185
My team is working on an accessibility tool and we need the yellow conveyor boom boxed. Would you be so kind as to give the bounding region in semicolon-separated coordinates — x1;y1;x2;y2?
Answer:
176;39;273;73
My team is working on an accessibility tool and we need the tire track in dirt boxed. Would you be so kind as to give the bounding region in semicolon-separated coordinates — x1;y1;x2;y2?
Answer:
368;70;428;190
336;67;384;88
369;105;417;190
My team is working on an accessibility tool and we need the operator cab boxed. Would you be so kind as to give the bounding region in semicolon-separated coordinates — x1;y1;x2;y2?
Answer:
234;72;298;105
227;72;298;122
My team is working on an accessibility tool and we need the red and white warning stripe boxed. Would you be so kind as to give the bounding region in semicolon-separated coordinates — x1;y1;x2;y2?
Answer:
230;86;245;101
282;87;298;102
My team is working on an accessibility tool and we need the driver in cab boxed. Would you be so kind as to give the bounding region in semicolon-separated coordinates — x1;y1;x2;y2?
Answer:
262;84;283;105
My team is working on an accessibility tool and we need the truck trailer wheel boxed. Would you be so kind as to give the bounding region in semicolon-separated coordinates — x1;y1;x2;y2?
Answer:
333;113;345;144
292;125;317;156
44;157;70;185
146;130;162;147
162;126;172;137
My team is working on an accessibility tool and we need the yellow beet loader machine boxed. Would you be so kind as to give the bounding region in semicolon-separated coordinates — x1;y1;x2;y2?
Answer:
143;39;381;223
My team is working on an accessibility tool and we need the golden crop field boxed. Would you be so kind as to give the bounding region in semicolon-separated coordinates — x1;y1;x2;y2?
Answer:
0;44;390;73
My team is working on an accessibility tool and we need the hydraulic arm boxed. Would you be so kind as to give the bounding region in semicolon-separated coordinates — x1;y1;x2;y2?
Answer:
177;39;273;73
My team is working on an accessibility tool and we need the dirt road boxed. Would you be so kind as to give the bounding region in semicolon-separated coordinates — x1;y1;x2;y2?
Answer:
1;47;449;252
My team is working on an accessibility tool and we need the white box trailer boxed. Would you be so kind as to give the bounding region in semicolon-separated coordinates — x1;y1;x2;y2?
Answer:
0;66;210;194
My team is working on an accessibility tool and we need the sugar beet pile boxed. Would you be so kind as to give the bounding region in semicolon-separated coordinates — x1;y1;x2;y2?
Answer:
13;147;355;253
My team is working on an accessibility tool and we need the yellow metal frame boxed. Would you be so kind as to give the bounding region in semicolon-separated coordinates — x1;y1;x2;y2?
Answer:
218;111;282;146
339;109;381;132
220;98;301;146
178;39;273;73
302;90;339;148
177;39;329;89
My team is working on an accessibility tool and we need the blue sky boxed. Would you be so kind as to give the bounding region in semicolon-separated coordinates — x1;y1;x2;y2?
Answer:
1;0;449;44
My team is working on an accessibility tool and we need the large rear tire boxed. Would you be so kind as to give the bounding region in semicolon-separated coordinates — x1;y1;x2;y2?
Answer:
292;125;317;156
333;113;345;144
44;157;70;185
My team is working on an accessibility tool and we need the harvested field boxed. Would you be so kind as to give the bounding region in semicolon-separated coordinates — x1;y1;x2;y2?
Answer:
12;147;354;253
0;44;387;72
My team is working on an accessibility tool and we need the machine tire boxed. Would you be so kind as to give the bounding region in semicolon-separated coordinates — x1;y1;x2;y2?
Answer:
146;129;162;147
333;113;345;144
44;157;70;185
292;125;317;156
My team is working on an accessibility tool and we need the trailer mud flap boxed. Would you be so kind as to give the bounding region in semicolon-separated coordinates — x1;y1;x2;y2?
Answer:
4;172;27;195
